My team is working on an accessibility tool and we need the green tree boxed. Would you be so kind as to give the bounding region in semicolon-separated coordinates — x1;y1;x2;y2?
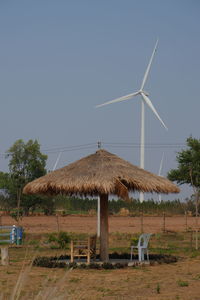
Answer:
168;137;200;195
168;137;200;188
168;137;200;247
0;171;16;212
5;139;48;220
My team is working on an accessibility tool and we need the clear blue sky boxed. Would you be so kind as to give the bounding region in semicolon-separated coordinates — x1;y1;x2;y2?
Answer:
0;0;199;200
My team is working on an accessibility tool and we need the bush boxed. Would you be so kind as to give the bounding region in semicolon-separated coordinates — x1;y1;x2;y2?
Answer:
57;232;70;248
10;209;23;221
47;231;70;249
177;280;189;287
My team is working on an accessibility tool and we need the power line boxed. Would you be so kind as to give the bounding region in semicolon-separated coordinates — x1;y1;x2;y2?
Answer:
0;141;187;157
0;143;97;157
103;142;186;146
42;144;97;154
41;142;96;152
104;144;185;149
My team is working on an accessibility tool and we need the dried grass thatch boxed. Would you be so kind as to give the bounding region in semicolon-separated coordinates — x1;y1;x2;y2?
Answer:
23;149;179;199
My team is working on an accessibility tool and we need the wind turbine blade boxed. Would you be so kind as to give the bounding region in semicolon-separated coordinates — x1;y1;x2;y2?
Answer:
53;151;62;171
141;93;168;130
96;91;139;108
140;39;158;90
158;152;164;176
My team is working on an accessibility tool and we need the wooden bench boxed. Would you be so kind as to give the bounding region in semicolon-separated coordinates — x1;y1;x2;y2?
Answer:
0;225;23;245
70;235;97;264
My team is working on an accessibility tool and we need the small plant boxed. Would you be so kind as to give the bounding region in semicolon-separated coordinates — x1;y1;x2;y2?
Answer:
194;274;200;280
28;239;39;246
47;232;57;243
130;235;139;246
57;231;70;249
47;231;70;249
156;283;160;294
69;277;81;283
177;280;189;287
10;209;23;221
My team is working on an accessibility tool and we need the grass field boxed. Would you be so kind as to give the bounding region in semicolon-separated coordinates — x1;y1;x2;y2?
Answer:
1;215;200;299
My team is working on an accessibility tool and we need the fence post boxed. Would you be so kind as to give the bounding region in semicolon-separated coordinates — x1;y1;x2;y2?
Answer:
185;211;188;232
56;215;60;233
195;229;198;250
162;212;166;233
1;247;9;266
190;231;193;250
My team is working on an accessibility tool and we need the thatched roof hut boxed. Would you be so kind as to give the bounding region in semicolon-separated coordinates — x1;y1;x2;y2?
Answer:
23;149;179;261
23;149;179;197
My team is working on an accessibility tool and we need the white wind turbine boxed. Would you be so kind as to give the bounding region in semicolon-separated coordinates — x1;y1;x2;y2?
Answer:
96;40;168;203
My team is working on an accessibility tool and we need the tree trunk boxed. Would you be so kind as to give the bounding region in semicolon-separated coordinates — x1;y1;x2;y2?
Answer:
100;194;109;262
195;190;199;250
16;189;22;224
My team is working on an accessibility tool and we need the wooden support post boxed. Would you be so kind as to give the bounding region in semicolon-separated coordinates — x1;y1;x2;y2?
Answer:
87;237;90;264
70;240;74;263
1;247;9;266
100;194;109;262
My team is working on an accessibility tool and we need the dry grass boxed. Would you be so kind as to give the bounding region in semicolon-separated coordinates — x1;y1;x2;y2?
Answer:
0;231;200;299
1;215;200;299
1;248;200;299
23;149;179;197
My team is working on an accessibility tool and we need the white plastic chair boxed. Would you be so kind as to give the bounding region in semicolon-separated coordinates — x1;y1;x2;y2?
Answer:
130;233;152;262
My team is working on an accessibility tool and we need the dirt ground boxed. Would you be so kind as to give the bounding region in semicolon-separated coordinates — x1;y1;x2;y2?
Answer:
1;215;198;234
0;248;200;299
1;215;200;299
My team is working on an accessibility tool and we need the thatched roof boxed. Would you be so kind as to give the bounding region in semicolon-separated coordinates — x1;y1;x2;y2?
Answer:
23;149;179;199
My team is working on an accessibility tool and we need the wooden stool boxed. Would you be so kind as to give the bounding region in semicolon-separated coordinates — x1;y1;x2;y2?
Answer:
1;247;9;266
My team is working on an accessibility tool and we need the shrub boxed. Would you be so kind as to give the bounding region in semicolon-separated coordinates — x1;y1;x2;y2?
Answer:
177;280;189;287
156;283;160;294
47;231;70;249
57;232;70;248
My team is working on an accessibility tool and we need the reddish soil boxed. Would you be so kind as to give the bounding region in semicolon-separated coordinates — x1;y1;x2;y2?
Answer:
1;215;198;234
1;215;200;299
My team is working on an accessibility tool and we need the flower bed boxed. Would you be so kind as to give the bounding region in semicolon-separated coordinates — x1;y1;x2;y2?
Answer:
33;252;178;269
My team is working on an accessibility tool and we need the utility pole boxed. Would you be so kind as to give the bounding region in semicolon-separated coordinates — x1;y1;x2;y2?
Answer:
97;141;101;238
